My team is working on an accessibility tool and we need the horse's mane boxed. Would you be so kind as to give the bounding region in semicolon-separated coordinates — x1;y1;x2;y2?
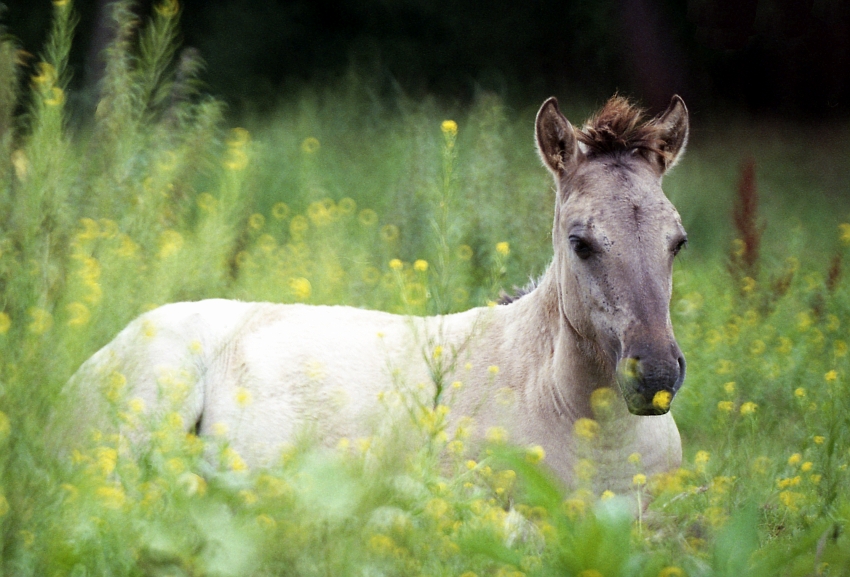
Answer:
577;96;672;162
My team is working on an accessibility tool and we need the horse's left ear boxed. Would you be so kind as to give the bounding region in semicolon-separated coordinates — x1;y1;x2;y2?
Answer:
652;95;689;173
535;97;581;179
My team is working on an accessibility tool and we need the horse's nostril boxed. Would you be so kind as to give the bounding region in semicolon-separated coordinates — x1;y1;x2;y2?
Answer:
677;355;686;381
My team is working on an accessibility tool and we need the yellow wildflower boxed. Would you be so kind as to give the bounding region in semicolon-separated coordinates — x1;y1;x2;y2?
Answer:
358;209;378;226
235;387;253;407
193;193;216;214
590;387;616;414
752;456;771;474
223;148;248;170
788;453;802;466
716;359;734;374
801;461;813;472
495;241;510;256
740;401;758;415
457;244;473;260
66;302;90;327
223;447;248;472
271;202;290;220
128;398;145;414
227;127;250;148
441;120;458;136
526;445;546;464
414;259;429;272
389;258;403;271
827;314;840;332
178;472;206;496
652;390;672;411
289;215;309;237
155;0;179;17
576;459;596;481
32;62;56;86
794;387;806;398
97;485;126;509
825;370;838;382
723;381;736;395
695;450;710;465
290;277;312;301
368;533;396;554
11;150;29;181
814;435;825;444
28;308;53;334
488;365;499;375
0;312;10;334
338;197;356;215
0;411;10;441
447;440;464;455
839;223;850;244
659;567;685;577
256;514;277;530
574;418;599;440
95;446;118;475
486;426;507;444
248;213;265;231
301;137;320;154
741;276;756;292
158;230;183;258
717;400;734;413
778;490;803;511
45;86;65;106
600;490;615;500
380;224;399;242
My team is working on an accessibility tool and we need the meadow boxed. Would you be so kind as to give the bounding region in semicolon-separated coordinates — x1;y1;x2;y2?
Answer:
2;2;850;575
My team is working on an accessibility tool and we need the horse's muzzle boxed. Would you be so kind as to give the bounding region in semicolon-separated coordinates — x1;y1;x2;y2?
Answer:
616;352;686;416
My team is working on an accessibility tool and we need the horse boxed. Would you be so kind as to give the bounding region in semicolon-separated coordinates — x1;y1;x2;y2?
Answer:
70;94;690;493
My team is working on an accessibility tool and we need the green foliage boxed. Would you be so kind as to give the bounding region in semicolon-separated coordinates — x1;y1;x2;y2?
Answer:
2;3;850;576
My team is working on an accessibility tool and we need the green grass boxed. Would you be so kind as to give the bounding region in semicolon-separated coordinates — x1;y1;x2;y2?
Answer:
2;2;850;575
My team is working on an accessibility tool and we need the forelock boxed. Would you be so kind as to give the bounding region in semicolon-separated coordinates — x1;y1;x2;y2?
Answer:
576;96;674;163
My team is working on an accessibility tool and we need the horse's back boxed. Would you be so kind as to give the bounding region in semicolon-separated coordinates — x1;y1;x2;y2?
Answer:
198;302;436;458
71;299;444;463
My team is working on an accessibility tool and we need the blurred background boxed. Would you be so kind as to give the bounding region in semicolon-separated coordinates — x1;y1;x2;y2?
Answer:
6;0;850;119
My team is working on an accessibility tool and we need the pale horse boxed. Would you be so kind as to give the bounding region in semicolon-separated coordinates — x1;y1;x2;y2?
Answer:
71;95;690;494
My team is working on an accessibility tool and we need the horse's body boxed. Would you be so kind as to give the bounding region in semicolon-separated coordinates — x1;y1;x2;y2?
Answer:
72;95;690;493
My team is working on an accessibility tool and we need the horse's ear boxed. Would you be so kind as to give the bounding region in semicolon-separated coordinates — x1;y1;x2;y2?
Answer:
536;97;580;177
653;95;689;173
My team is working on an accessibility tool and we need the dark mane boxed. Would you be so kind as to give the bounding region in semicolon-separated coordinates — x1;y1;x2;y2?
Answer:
576;96;672;163
498;276;542;305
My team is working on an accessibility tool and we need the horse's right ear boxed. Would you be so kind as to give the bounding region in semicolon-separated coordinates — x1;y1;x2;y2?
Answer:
535;97;580;177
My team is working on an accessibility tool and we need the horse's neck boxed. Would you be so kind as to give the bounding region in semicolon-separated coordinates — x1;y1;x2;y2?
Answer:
500;269;613;420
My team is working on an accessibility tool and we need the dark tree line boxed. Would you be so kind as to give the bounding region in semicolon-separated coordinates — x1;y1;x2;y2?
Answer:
4;0;849;117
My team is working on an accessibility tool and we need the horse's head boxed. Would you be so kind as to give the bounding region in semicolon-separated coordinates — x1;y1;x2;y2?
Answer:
535;96;689;416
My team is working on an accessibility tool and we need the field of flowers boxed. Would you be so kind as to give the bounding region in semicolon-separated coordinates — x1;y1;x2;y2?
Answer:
2;2;850;575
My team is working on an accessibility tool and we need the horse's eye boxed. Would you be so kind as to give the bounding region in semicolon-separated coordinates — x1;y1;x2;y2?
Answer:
672;238;688;256
569;236;593;260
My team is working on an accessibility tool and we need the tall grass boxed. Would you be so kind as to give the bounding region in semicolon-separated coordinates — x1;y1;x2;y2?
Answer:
2;2;850;575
